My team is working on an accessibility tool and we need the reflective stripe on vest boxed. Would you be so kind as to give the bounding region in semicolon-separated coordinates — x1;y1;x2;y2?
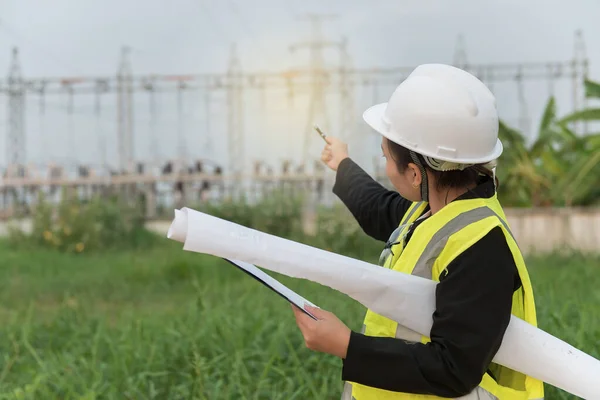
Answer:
345;196;544;400
381;201;429;270
403;201;426;224
341;381;354;400
411;205;513;279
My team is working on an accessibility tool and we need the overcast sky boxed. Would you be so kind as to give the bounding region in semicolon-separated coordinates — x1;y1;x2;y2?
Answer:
1;0;598;173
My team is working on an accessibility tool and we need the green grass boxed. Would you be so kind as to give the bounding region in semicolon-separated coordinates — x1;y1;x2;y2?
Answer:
0;239;598;399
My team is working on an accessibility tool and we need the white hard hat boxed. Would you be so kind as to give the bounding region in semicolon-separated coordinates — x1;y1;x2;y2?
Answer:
363;63;502;166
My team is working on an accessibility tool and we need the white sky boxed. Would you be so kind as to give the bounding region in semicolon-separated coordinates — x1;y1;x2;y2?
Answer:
1;0;599;173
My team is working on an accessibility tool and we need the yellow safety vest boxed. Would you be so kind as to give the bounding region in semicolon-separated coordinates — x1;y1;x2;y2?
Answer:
342;194;545;400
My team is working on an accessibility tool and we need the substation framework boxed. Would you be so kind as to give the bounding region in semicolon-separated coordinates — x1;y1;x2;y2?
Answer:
0;22;590;187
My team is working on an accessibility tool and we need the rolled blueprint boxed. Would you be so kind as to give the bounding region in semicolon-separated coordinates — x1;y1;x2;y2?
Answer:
167;207;600;399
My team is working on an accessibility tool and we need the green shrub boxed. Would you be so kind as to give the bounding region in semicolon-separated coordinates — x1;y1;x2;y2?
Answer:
9;190;157;253
198;190;305;239
312;204;382;260
197;192;382;259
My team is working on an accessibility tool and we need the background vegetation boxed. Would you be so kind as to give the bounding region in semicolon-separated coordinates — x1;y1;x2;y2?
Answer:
1;80;599;399
497;79;600;207
2;193;598;399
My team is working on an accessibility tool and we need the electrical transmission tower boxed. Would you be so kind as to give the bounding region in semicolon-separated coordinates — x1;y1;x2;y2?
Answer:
95;78;109;172
0;30;588;177
338;36;356;146
452;34;533;134
290;13;342;166
227;43;244;175
7;47;25;168
453;33;468;70
573;29;589;134
147;77;159;166
117;46;134;172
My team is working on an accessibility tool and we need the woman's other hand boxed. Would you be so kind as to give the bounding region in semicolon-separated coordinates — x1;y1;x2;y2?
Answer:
291;304;351;359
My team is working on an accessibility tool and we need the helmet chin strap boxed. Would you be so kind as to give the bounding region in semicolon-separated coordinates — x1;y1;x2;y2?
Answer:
409;151;429;202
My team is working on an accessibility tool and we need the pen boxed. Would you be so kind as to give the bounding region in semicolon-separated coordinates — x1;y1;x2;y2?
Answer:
313;125;328;142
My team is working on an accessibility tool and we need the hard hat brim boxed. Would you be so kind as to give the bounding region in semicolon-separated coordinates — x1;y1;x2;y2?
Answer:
362;102;503;164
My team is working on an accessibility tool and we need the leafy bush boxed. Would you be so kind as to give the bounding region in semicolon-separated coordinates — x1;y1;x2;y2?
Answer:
197;189;305;239
9;190;157;253
197;191;382;260
311;204;381;260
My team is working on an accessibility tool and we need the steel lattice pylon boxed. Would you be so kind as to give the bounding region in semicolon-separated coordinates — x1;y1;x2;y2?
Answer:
7;47;25;168
227;43;244;176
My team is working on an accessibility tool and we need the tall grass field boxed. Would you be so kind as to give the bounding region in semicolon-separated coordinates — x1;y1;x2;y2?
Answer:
0;235;598;399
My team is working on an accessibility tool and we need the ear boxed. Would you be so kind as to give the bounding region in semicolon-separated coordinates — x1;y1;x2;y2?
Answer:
406;163;422;187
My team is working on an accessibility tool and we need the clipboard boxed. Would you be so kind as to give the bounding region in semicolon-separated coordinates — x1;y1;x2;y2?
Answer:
223;258;319;320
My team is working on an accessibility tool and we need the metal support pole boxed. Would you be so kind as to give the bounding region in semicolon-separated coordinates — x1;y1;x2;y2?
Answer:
7;47;26;168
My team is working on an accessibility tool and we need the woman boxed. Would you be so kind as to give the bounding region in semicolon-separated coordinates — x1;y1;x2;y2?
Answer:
291;64;544;400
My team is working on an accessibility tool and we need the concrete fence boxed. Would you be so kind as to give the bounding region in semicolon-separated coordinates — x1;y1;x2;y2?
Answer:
1;208;599;256
154;207;600;256
503;208;600;255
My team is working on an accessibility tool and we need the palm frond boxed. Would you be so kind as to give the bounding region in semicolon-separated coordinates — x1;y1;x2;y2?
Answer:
539;97;557;132
558;108;600;125
584;79;600;99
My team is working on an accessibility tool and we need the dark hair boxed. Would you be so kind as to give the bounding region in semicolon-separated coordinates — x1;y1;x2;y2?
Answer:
386;139;499;191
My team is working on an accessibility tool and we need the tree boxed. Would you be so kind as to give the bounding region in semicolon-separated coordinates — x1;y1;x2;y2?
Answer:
496;79;600;207
555;79;600;206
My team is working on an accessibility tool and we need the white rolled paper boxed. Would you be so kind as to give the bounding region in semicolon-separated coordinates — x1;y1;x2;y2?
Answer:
167;207;600;399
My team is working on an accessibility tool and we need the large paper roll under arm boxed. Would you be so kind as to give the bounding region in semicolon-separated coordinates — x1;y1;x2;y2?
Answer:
167;207;599;399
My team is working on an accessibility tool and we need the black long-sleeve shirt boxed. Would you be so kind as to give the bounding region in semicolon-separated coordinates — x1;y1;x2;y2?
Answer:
333;158;522;398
